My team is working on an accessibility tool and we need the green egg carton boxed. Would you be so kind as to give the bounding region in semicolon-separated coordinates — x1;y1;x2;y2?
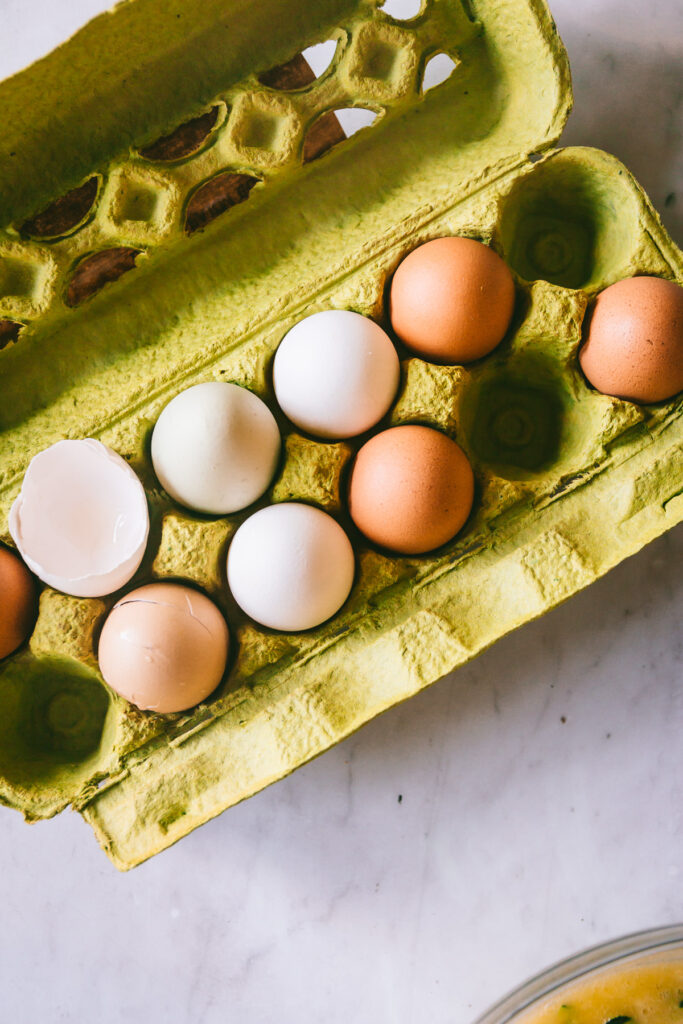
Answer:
0;0;681;870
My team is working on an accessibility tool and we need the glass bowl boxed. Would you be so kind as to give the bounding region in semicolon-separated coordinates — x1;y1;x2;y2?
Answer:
474;924;683;1024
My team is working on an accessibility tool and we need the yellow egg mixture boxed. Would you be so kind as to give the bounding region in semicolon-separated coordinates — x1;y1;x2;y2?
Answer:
518;960;683;1024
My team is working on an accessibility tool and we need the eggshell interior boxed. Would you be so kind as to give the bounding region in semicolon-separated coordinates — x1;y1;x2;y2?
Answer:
8;439;149;598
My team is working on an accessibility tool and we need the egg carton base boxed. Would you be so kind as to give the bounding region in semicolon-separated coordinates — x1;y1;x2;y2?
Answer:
81;411;682;869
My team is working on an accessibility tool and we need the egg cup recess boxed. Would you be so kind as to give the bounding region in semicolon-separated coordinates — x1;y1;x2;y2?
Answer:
0;655;117;816
498;149;642;293
461;355;570;479
1;0;683;867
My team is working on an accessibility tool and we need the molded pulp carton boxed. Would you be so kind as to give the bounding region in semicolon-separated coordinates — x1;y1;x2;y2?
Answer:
0;0;681;868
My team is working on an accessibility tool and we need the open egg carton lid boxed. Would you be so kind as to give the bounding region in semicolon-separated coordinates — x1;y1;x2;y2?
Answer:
0;0;681;868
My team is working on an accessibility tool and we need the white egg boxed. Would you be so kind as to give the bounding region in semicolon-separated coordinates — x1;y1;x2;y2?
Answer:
227;503;355;631
273;309;400;439
151;381;281;515
8;438;149;598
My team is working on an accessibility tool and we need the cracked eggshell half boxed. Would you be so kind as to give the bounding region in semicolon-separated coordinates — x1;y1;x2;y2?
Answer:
151;381;281;515
98;582;230;713
9;439;149;598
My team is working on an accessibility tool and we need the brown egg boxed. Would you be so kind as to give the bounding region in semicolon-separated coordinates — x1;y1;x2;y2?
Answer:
579;276;683;403
0;545;37;659
348;425;474;555
98;582;229;713
389;236;516;364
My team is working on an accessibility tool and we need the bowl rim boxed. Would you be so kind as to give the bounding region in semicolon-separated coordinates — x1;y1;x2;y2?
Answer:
473;923;683;1024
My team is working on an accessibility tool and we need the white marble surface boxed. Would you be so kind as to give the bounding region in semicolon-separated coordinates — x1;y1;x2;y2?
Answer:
0;1;681;1022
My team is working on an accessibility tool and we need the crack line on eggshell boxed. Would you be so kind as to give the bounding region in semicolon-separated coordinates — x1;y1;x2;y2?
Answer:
111;597;214;638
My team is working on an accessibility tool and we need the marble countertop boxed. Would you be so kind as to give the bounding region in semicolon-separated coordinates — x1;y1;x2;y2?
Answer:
0;1;681;1021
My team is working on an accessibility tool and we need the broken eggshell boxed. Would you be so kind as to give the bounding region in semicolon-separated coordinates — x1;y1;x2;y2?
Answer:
8;438;149;598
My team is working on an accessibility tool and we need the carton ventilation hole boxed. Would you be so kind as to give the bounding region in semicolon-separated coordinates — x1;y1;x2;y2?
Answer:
421;52;457;92
303;108;378;163
185;172;260;234
301;40;339;78
66;247;142;307
20;177;99;239
379;0;423;20
138;106;221;162
302;111;347;163
259;41;340;91
0;320;23;349
332;108;380;137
